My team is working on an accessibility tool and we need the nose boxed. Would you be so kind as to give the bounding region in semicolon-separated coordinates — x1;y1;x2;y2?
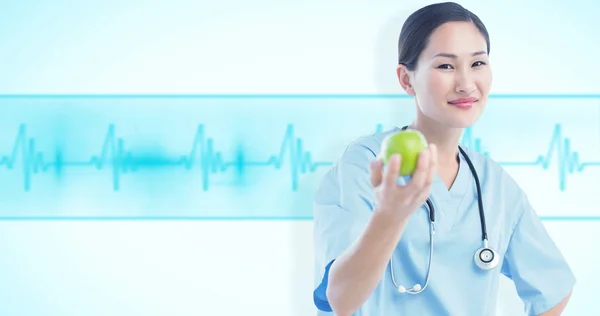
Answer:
454;69;476;94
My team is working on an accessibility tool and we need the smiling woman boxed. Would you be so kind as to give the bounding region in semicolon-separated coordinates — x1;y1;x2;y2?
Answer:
312;2;575;316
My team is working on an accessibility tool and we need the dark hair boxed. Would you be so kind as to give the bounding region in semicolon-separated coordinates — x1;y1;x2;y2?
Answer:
398;2;490;71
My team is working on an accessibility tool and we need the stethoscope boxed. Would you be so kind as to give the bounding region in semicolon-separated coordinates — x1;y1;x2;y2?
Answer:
390;126;499;295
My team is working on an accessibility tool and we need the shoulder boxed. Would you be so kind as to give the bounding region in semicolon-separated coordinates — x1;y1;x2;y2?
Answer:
314;127;400;197
461;147;524;193
343;127;400;160
329;126;401;170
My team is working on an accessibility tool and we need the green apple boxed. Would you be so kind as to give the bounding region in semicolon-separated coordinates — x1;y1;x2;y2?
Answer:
380;129;428;176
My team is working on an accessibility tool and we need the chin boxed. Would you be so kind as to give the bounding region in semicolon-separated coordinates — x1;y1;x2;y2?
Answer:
446;106;483;128
421;105;483;128
441;114;481;128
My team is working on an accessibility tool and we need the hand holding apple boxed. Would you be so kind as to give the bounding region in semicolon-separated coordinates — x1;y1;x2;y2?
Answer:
369;129;438;222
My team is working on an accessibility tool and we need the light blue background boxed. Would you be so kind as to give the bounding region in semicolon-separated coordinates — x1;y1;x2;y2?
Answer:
0;0;598;315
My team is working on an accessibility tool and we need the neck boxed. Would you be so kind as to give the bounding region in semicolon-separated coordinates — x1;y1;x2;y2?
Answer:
408;116;464;167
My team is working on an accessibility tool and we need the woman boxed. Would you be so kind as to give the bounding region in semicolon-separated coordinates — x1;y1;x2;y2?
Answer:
312;2;575;316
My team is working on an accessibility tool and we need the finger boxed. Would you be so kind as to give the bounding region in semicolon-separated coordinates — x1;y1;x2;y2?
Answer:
413;184;433;207
405;148;430;193
383;154;401;188
369;158;384;187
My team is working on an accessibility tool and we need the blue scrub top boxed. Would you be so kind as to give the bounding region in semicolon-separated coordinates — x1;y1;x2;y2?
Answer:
312;127;576;316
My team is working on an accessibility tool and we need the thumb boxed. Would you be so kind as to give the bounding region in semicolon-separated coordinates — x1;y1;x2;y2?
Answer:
370;158;384;187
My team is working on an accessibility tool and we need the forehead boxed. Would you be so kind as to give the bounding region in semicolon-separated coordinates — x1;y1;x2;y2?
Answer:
423;21;487;57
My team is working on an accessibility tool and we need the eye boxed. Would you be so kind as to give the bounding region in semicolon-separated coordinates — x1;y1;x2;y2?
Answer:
472;61;487;67
437;64;453;70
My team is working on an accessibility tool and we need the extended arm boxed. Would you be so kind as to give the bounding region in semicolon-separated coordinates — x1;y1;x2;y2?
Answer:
313;144;437;315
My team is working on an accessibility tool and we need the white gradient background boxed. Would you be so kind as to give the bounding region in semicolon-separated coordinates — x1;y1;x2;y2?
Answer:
0;0;599;315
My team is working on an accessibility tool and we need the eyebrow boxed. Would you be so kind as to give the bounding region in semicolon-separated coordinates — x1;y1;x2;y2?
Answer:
432;51;487;59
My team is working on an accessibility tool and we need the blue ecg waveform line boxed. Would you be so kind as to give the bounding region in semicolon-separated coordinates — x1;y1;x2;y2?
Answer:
462;124;600;190
492;124;600;190
1;123;599;192
1;123;335;192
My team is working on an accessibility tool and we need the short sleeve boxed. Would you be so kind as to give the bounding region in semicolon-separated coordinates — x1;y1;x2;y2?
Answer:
500;194;576;316
312;142;377;312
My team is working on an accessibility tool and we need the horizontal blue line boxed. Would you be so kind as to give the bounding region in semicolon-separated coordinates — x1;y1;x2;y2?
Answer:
539;216;600;221
1;94;600;99
0;216;596;221
0;216;314;221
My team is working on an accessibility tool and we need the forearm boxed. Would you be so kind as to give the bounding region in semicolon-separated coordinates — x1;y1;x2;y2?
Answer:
326;211;408;315
537;291;572;316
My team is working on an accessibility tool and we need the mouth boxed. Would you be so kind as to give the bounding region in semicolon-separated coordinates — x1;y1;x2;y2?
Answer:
448;97;478;109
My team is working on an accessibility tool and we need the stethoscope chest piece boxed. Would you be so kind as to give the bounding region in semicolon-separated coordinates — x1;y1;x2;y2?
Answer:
474;246;499;270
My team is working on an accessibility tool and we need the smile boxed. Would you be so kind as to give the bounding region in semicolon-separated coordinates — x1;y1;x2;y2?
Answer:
448;97;478;109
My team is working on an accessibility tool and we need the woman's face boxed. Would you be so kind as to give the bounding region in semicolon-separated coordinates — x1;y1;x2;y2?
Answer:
398;21;493;128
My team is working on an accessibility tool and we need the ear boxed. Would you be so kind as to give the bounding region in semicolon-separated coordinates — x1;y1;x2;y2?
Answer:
396;64;415;96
